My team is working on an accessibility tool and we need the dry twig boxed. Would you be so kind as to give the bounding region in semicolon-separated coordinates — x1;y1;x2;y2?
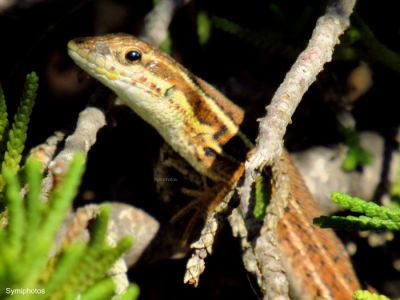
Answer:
139;0;191;46
42;107;106;196
29;131;65;169
233;1;357;299
183;187;236;286
239;0;357;228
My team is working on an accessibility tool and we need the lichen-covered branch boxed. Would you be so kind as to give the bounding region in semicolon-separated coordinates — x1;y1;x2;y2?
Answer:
183;187;236;286
253;155;292;299
42;107;105;196
234;1;357;299
29;131;65;170
239;0;357;223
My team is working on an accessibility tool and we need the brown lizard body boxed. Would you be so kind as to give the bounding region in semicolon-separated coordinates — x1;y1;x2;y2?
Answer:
68;33;360;299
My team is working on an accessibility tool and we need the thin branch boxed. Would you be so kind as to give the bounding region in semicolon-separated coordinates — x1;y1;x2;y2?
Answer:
233;1;357;299
29;131;65;170
139;0;191;46
253;155;292;299
43;107;106;195
183;186;236;286
239;0;357;222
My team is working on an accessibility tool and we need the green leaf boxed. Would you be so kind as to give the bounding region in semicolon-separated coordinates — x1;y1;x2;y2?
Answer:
314;192;400;231
1;71;39;178
0;83;9;146
89;205;110;248
159;35;172;55
3;167;24;260
44;242;86;295
353;289;390;300
253;175;270;220
118;284;140;300
80;278;115;300
314;215;400;231
197;11;211;45
332;192;400;222
341;127;372;171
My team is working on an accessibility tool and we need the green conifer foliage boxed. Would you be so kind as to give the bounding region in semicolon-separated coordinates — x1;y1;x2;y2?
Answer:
0;154;138;299
0;72;138;299
0;72;38;193
0;84;8;147
353;290;390;300
314;192;400;231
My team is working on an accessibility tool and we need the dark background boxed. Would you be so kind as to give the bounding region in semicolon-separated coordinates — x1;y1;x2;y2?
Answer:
2;0;400;298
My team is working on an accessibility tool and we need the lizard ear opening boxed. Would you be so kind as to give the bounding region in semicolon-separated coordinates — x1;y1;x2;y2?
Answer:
125;50;142;62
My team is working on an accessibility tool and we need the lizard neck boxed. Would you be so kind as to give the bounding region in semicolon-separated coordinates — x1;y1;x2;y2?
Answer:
164;73;253;182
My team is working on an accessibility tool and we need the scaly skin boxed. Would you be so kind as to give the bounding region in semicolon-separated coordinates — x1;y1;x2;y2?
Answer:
68;33;360;299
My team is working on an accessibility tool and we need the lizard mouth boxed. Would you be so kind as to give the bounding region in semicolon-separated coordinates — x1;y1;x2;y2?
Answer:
68;40;122;83
67;39;91;61
68;38;162;97
68;40;163;99
68;41;98;75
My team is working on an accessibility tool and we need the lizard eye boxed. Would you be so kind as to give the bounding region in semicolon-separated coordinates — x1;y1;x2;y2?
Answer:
125;50;142;62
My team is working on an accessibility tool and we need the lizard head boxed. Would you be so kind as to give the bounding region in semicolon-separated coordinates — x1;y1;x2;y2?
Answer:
68;33;171;97
68;33;197;129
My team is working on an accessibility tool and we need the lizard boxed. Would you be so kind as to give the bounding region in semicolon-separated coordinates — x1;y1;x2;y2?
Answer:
67;33;361;299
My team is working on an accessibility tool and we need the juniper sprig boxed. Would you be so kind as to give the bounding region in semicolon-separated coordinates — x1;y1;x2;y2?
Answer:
1;72;38;175
314;192;400;231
